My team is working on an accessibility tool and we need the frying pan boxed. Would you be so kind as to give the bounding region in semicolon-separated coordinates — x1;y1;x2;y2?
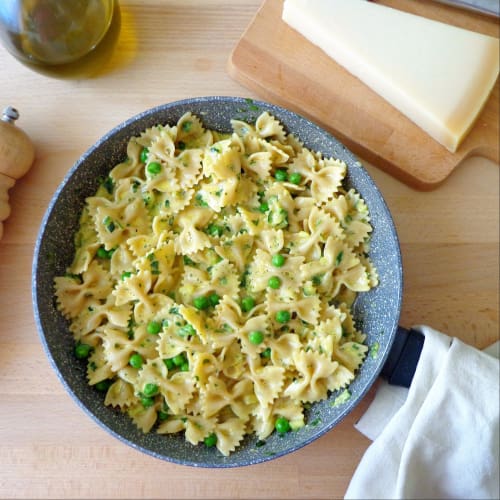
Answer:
32;96;420;467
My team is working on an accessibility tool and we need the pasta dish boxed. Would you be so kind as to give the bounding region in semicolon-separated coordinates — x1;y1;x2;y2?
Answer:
54;111;378;455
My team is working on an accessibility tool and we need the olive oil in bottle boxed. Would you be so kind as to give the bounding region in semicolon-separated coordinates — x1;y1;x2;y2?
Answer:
0;0;115;70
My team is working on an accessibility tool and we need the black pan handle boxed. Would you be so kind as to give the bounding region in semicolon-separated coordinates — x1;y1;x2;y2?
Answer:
381;326;425;388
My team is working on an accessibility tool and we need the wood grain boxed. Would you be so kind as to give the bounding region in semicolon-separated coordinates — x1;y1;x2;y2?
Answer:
0;1;498;498
227;0;500;190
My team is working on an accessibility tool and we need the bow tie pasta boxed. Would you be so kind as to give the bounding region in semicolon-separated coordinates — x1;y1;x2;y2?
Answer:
54;110;378;456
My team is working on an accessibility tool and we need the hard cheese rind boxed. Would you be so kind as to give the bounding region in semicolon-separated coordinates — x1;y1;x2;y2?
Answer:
282;0;500;152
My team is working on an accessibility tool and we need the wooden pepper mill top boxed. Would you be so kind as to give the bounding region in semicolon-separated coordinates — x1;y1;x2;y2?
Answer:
0;107;36;240
0;106;35;180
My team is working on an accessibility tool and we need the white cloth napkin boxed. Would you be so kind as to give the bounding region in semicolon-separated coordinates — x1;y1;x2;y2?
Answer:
345;326;500;500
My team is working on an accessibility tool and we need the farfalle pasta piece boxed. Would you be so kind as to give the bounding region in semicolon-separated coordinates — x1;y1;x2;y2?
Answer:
246;359;285;407
195;176;239;212
70;209;101;274
238;314;270;357
258;137;290;166
110;141;144;180
113;268;153;306
55;261;113;319
156;415;185;435
237;207;267;236
142;158;179;195
288;148;346;203
247;248;303;296
69;296;131;338
201;375;251;420
109;244;136;281
177;265;211;303
220;340;246;379
157;321;206;360
255;111;287;142
360;254;379;288
294;294;321;325
252;396;305;440
215;233;254;274
191;352;220;386
157;413;218;446
104;378;136;409
203;140;240;179
255;229;284;254
326;364;355;393
147;125;177;161
86;344;114;385
333;342;368;372
176;112;213;148
207;260;240;299
310;157;346;202
185;416;218;446
138;358;196;415
284;350;339;403
268;333;302;368
323;189;373;248
214;417;247;457
174;149;204;189
88;196;151;251
133;292;176;324
100;324;157;372
242;151;272;179
156;187;194;216
128;401;159;433
135;124;167;149
174;206;213;254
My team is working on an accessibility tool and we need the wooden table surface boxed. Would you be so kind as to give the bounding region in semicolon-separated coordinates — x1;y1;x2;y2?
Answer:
0;1;498;498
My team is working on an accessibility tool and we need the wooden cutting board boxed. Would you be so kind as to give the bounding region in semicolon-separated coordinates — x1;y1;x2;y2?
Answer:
227;0;499;190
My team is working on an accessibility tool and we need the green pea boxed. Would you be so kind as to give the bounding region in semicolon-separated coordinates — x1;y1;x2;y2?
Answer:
96;246;111;259
142;383;159;397
74;342;92;359
193;295;210;310
258;202;269;213
158;410;169;421
268;276;282;289
182;120;193;133
121;271;132;280
164;358;176;370
204;433;217;447
141;396;155;408
140;147;149;163
206;223;224;237
178;324;196;338
288;172;302;185
241;296;255;312
248;330;264;345
147;162;162;175
129;353;144;369
172;353;186;367
260;347;271;359
95;379;112;392
208;293;220;306
271;254;285;267
274;169;288;182
147;320;162;335
275;310;291;323
275;416;291;434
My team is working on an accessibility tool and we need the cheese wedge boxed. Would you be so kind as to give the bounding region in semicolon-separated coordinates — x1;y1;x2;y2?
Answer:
282;0;500;152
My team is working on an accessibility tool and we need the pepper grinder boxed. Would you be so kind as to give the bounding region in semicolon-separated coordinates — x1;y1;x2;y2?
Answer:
0;106;35;240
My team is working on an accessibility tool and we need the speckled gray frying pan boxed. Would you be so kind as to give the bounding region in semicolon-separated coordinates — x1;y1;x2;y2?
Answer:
32;96;405;467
